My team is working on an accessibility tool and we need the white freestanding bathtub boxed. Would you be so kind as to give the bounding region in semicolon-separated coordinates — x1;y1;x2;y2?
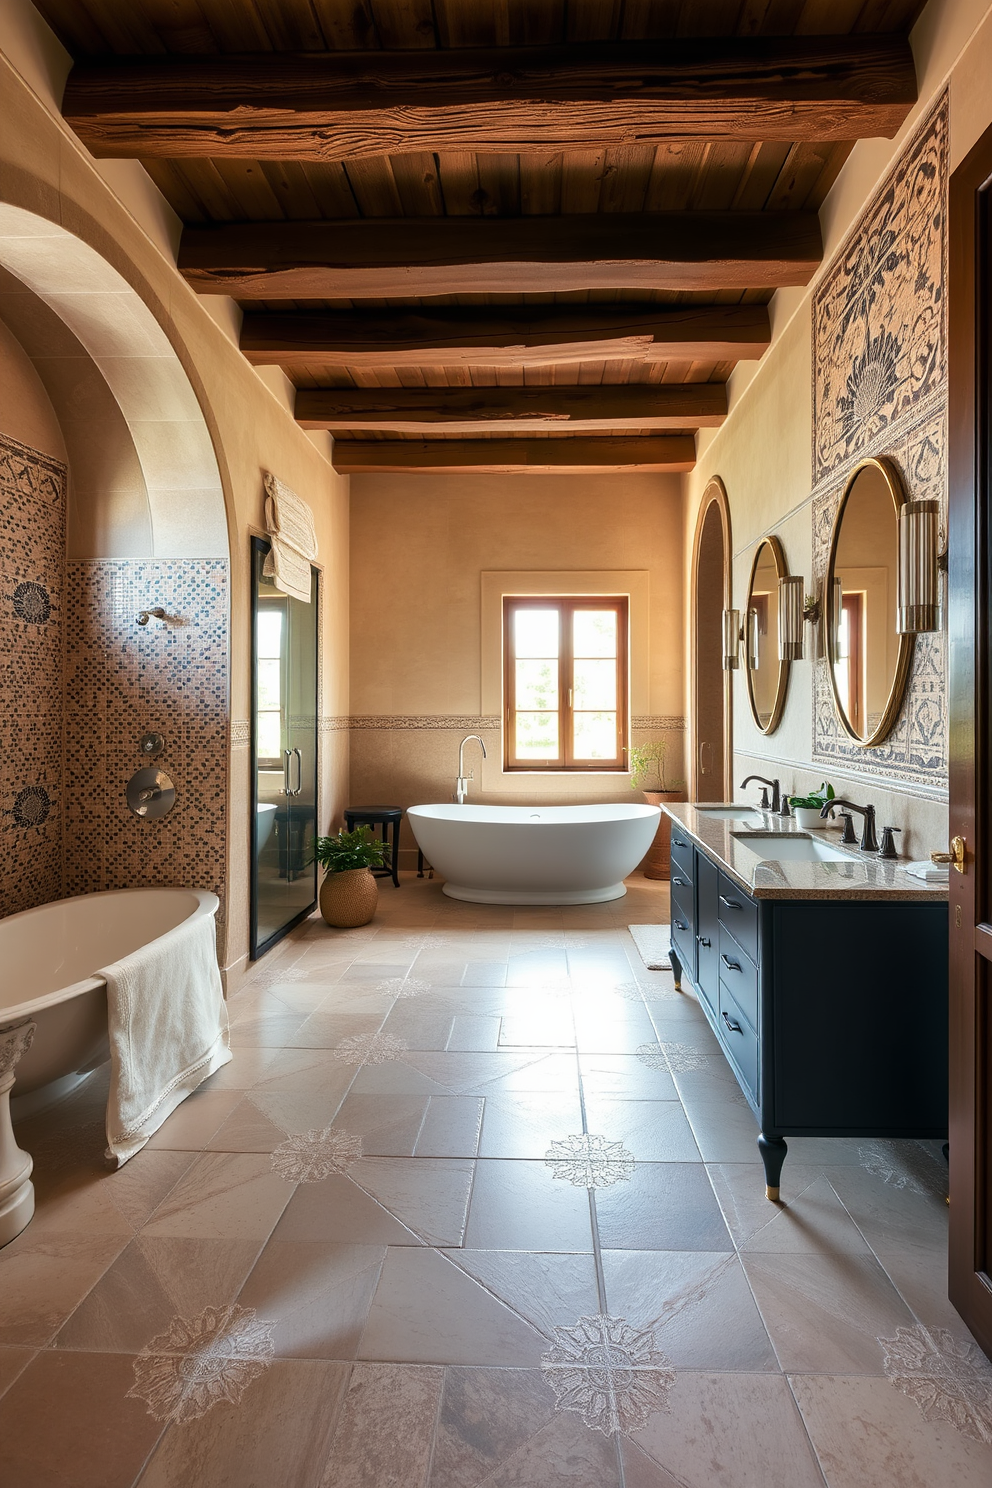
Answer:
407;802;661;904
0;888;219;1245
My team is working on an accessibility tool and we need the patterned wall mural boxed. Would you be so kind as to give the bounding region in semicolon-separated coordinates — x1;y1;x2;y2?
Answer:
811;93;948;791
0;433;67;915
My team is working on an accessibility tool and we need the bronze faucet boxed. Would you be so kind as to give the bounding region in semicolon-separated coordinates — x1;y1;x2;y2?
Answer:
740;774;780;812
821;798;878;852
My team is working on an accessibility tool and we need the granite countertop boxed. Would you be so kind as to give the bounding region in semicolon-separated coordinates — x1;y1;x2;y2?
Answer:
663;803;950;903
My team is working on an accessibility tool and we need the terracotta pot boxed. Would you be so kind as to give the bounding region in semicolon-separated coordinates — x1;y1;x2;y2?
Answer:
319;867;378;928
639;790;687;881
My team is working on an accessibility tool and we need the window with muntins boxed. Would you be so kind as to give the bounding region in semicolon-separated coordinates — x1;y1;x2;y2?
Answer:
503;596;629;771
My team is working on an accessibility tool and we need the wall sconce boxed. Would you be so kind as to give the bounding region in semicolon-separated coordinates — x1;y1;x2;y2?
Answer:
722;608;740;670
897;499;942;633
778;575;804;661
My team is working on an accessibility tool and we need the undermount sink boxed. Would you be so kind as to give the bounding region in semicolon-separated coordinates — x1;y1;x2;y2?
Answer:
735;834;852;863
694;804;766;824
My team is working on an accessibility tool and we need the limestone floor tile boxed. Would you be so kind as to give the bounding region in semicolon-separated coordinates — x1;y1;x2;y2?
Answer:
478;1092;585;1159
274;1174;424;1247
0;1233;127;1347
0;1347;35;1400
318;1362;443;1488
873;1245;978;1344
441;1249;600;1338
741;1250;917;1374
505;951;571;987
138;1358;351;1488
0;1350;165;1488
459;960;509;986
204;1088;353;1154
348;1157;475;1246
25;1150;195;1243
578;1054;678;1100
331;1092;431;1156
227;1010;308;1047
464;1160;595;1251
145;1090;244;1151
572;1006;658;1055
142;1153;293;1240
790;1372;992;1488
52;1236;261;1354
822;1163;951;1256
593;1164;732;1252
600;1251;778;1371
498;1010;576;1047
582;1098;701;1163
707;1169;874;1253
237;1241;385;1358
400;1050;580;1096
197;1044;328;1092
629;1371;826;1488
413;1097;485;1158
380;1003;458;1049
431;1366;623;1488
445;1014;503;1050
677;1094;763;1164
253;1050;366;1098
291;1010;388;1048
358;1248;548;1365
619;1440;686;1487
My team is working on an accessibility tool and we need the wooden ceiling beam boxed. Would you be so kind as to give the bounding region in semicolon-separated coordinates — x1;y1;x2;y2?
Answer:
240;304;771;369
294;384;726;434
180;214;822;297
332;437;697;474
63;38;916;160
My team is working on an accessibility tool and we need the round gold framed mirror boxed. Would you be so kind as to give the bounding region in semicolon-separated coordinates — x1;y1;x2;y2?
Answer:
744;535;789;734
825;456;913;746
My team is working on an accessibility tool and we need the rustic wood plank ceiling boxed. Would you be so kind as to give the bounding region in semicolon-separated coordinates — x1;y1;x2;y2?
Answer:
37;0;927;473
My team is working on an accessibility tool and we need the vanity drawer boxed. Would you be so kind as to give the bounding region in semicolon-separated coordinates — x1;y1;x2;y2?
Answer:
717;872;758;964
670;876;693;937
718;981;759;1102
717;926;758;1033
669;832;694;884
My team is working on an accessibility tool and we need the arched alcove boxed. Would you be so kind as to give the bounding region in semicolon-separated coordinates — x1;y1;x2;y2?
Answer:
690;477;733;802
0;203;232;948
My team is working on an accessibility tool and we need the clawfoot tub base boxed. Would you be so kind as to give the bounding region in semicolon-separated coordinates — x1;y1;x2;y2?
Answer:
0;1021;37;1247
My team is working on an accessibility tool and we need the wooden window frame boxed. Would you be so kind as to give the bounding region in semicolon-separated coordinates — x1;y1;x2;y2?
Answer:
503;595;629;772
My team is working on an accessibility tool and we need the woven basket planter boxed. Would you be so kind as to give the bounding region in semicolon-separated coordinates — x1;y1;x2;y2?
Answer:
319;867;378;928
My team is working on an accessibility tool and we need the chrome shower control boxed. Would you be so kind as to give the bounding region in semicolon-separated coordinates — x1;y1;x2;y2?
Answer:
139;732;166;758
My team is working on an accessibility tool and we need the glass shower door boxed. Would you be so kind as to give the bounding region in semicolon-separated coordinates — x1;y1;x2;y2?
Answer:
251;537;319;958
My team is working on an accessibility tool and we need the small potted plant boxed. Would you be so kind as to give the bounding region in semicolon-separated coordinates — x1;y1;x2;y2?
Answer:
309;825;392;928
629;739;686;881
789;781;835;832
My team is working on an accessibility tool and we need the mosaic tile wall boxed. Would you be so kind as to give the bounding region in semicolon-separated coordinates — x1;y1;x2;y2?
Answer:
0;433;67;915
811;93;948;791
63;560;230;922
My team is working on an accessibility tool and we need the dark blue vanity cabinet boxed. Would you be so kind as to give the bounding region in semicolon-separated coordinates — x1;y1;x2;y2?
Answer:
667;830;949;1199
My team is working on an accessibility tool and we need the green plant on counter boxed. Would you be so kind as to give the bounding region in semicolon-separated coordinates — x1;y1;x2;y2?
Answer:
628;739;685;793
308;826;391;874
789;781;836;811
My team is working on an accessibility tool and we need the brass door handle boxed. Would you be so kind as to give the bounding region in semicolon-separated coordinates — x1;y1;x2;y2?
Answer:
931;836;967;873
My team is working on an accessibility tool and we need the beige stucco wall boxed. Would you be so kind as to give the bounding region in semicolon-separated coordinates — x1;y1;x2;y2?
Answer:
350;472;684;862
0;39;350;981
682;0;992;863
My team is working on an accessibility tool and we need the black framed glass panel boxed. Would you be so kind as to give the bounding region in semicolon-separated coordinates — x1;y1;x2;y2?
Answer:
250;536;319;958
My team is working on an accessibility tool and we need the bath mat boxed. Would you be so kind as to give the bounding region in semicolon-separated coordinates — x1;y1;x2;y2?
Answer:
627;924;672;971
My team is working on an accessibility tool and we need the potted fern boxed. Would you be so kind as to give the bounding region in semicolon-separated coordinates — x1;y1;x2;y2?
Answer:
628;739;686;881
309;825;392;927
789;781;835;832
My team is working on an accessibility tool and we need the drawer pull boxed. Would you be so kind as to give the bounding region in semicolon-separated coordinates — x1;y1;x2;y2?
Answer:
673;837;687;848
672;876;687;887
721;953;741;972
719;895;743;910
698;936;711;947
722;1010;743;1035
674;918;688;932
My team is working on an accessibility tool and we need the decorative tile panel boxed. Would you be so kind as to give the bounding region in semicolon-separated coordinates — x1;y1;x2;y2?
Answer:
811;95;948;791
0;432;66;915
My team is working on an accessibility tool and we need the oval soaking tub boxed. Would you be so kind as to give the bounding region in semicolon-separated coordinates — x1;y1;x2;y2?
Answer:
2;888;219;1114
407;803;661;904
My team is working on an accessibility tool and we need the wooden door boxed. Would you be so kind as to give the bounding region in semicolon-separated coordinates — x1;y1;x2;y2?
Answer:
948;121;992;1357
691;479;733;801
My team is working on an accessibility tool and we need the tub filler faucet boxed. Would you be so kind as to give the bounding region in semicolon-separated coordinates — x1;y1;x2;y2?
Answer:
456;735;487;804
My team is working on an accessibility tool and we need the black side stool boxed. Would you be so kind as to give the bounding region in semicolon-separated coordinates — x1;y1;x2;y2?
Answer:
343;805;402;888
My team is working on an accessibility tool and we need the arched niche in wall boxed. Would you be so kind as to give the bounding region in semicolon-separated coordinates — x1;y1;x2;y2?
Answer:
0;201;232;955
690;477;733;802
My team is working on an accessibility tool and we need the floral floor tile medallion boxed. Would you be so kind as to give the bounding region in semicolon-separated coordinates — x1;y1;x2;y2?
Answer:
545;1134;635;1189
128;1304;275;1423
271;1127;363;1181
541;1313;675;1437
880;1324;992;1445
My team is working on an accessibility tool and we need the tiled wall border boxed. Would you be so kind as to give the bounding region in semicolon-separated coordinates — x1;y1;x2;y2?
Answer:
345;715;685;731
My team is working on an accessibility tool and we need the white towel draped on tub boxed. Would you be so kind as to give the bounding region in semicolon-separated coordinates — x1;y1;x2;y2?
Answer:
101;910;232;1167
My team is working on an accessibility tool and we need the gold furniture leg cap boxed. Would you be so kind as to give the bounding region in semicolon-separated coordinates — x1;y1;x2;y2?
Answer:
766;1185;781;1202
